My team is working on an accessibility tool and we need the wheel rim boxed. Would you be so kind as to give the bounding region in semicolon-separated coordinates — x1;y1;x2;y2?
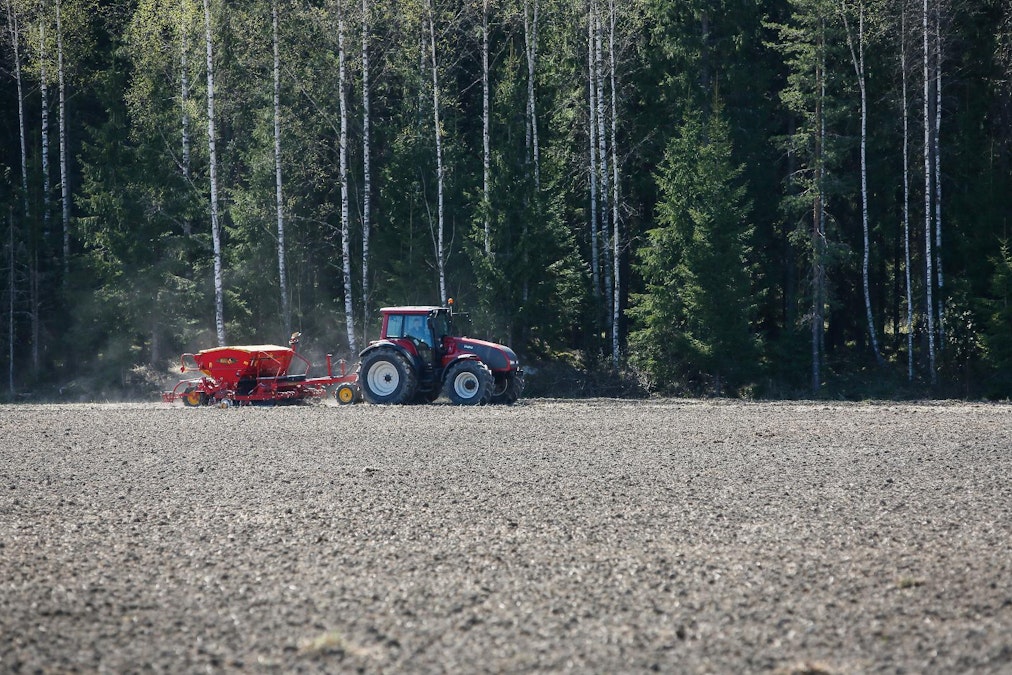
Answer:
337;386;354;404
367;361;400;397
453;371;480;400
184;389;201;406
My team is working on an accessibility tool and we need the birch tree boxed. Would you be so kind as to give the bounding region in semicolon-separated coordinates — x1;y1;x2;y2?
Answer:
338;0;356;353
361;0;372;343
594;0;611;317
922;0;935;382
481;0;490;255
39;13;51;244
839;0;882;364
180;0;192;234
523;0;539;190
427;0;446;303
608;0;619;366
932;2;944;348
35;5;51;375
587;0;599;298
900;2;913;381
3;0;27;391
56;0;69;280
5;0;29;220
202;0;225;345
272;0;290;335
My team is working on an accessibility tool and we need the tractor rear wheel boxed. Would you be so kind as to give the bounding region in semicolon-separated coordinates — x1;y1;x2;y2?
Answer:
443;360;493;405
360;349;418;404
491;372;524;405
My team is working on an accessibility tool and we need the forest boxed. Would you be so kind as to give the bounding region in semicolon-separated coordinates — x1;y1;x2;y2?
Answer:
1;0;1011;400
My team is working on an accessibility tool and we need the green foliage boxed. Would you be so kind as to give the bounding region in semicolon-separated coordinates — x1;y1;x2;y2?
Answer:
983;243;1012;394
2;0;1012;398
628;106;759;395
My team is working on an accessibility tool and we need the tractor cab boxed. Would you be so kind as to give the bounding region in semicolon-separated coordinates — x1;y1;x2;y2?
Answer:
381;306;448;368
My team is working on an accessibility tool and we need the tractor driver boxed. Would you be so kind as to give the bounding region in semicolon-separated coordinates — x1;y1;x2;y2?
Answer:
404;315;433;362
404;315;430;345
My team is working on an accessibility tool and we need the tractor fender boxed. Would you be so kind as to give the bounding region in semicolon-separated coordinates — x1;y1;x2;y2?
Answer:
359;339;413;362
441;353;484;379
359;339;431;381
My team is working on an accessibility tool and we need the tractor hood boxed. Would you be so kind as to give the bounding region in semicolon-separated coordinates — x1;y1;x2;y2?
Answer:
452;337;520;373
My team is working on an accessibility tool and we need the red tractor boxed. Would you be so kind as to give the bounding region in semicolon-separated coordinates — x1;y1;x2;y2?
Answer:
358;301;524;405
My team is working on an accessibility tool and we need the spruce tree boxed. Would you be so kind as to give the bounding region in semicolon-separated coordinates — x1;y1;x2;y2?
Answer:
628;106;757;395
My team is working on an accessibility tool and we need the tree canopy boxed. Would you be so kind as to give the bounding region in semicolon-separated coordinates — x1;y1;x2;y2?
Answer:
1;0;1010;399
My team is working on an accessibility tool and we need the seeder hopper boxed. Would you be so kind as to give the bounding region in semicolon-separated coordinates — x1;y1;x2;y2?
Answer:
161;333;359;406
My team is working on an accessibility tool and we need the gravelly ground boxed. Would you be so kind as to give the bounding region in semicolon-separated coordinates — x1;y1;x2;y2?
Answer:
1;399;1010;674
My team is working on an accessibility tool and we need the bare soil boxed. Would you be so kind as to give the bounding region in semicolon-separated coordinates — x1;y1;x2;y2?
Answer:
1;399;1010;673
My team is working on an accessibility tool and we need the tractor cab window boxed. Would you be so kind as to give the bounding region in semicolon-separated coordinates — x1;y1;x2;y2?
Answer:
404;315;431;346
385;314;405;339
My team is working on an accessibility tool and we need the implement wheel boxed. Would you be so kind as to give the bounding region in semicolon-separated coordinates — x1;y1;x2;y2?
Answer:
335;383;358;405
182;387;206;407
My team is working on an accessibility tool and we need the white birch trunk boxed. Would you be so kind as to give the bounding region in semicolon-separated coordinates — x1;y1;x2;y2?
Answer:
933;5;944;348
841;1;881;363
524;0;540;191
180;0;192;236
587;0;599;297
181;12;191;184
40;19;51;243
922;0;936;382
338;3;356;354
901;6;914;381
427;1;446;303
272;0;291;336
203;0;226;345
819;31;826;368
57;0;69;280
482;0;491;255
609;0;619;367
6;0;29;219
361;0;372;344
3;2;19;389
595;3;611;318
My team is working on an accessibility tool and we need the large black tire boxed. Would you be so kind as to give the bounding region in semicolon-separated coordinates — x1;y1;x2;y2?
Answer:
360;349;418;404
490;372;525;405
443;360;493;405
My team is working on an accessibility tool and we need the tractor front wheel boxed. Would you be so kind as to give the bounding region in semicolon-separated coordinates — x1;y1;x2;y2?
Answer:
443;360;493;405
360;349;418;404
491;372;524;405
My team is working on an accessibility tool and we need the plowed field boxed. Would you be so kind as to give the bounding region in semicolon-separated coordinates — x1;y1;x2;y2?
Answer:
2;400;1010;673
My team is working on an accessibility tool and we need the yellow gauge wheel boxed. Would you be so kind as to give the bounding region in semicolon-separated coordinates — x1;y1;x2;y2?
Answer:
336;384;357;405
183;388;203;407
